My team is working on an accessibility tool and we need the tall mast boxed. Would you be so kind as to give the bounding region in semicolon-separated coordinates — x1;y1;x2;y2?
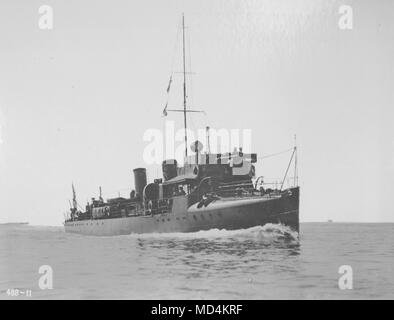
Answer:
182;13;188;159
163;15;205;158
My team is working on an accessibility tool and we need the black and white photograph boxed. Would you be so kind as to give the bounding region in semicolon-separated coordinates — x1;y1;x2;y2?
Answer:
0;0;393;304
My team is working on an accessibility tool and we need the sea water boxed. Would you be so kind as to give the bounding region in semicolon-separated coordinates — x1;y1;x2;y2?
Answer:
0;223;393;299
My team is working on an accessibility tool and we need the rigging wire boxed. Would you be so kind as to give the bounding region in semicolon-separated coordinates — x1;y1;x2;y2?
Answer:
187;24;208;141
258;148;293;159
163;18;182;117
170;19;181;79
187;23;195;134
187;25;194;116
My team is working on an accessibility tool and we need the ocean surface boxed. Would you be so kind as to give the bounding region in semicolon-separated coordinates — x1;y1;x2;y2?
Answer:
0;223;393;299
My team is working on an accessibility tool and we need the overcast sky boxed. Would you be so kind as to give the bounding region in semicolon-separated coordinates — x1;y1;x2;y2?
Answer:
0;0;393;225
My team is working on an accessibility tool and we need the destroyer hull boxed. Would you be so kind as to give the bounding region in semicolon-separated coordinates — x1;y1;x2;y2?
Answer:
64;187;299;236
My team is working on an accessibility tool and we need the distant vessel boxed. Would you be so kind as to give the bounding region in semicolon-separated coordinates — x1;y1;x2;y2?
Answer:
328;219;333;223
64;15;300;236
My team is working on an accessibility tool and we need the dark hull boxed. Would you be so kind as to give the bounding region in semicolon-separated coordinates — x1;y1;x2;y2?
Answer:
64;187;299;236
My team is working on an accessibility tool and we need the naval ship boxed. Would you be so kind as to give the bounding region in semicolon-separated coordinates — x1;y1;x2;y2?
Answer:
64;15;300;236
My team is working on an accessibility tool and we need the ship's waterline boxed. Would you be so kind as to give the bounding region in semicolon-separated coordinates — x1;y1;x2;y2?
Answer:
65;187;299;236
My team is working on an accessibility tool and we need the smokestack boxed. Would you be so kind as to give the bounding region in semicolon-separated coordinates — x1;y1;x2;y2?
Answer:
133;168;147;198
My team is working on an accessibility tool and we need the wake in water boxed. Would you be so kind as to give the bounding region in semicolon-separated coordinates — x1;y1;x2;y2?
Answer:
127;223;299;243
126;224;300;259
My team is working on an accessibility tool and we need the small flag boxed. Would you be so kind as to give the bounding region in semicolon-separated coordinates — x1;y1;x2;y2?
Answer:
162;103;168;116
166;76;173;93
72;183;77;209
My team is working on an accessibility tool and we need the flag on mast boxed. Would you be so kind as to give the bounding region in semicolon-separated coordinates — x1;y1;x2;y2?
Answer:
166;75;173;93
72;183;77;210
162;102;168;117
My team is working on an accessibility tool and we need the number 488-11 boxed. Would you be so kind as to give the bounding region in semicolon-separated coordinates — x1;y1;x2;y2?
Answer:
6;289;32;297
